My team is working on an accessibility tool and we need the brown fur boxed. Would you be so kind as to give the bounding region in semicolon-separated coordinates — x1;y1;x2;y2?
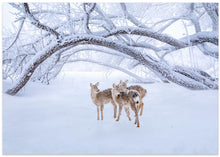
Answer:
119;80;147;116
112;84;140;127
119;80;147;115
90;82;117;120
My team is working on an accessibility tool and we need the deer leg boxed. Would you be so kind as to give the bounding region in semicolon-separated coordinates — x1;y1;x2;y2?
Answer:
130;104;136;124
135;108;140;127
111;100;117;118
138;100;141;112
140;102;144;116
139;100;144;116
124;106;131;121
131;103;140;127
97;106;100;120
134;109;140;127
114;105;117;119
116;105;122;121
101;105;104;120
135;113;140;127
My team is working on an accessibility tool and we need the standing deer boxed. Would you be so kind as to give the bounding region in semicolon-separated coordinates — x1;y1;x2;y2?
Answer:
119;80;147;116
90;82;117;120
112;83;141;127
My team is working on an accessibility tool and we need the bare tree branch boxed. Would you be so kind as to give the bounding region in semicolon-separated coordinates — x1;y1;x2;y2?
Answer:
95;4;135;44
203;3;218;31
101;27;218;47
6;34;217;95
102;27;187;48
120;3;149;29
23;3;61;39
83;3;96;34
4;18;25;51
3;3;219;96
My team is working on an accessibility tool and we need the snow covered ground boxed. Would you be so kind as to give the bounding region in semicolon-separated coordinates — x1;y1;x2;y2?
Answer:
2;71;218;154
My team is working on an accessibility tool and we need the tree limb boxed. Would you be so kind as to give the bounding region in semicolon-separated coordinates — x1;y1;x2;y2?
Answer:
120;3;149;28
3;18;25;51
83;3;96;34
6;34;217;95
23;3;61;39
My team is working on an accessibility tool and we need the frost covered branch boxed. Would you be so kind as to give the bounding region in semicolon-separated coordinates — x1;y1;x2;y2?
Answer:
102;27;218;47
203;3;218;31
83;3;96;34
120;3;149;28
6;34;218;95
23;3;61;39
3;18;25;51
3;3;218;95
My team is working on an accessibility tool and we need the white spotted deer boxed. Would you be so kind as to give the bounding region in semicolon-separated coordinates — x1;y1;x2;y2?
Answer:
90;82;117;120
119;80;147;116
112;83;141;127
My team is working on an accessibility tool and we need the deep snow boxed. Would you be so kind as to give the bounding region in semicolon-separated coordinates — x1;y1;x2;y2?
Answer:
2;71;218;154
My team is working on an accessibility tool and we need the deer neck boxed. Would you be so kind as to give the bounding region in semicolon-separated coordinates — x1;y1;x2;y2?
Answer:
112;89;120;102
91;89;99;100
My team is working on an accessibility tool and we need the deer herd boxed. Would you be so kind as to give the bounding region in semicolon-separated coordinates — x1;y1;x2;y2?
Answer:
90;80;147;127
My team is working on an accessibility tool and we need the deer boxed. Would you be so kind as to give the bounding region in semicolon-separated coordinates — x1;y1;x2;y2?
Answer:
119;80;147;116
112;83;141;127
90;82;117;120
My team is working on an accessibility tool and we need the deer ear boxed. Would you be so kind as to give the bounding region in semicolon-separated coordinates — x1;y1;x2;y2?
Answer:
90;83;92;87
113;83;115;88
95;82;99;86
119;80;122;83
125;80;128;83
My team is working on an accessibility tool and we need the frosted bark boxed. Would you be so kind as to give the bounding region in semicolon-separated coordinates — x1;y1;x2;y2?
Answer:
23;3;61;39
101;27;218;47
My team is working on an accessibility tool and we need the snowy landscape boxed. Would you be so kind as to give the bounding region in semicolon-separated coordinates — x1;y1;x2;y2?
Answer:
3;71;218;154
2;2;219;155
